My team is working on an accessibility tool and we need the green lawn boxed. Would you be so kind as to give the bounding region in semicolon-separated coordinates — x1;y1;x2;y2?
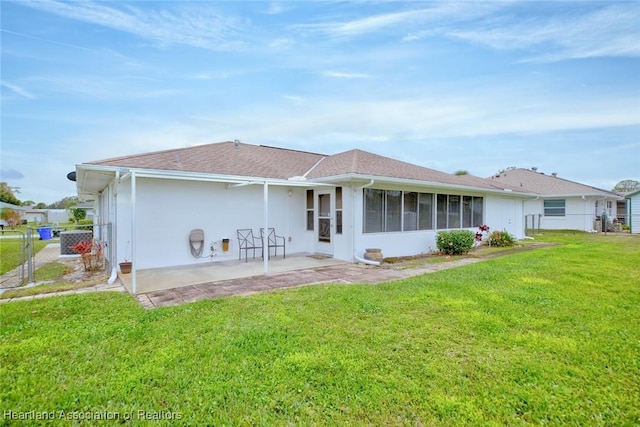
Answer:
0;238;49;275
1;232;639;425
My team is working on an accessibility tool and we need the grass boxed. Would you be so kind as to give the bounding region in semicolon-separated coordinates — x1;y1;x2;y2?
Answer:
0;238;49;275
0;262;104;300
1;232;639;425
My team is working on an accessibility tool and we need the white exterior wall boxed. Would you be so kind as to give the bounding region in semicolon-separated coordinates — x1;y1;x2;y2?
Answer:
103;176;530;268
523;197;618;231
332;184;354;262
123;178;311;270
48;209;71;224
630;193;640;234
484;195;524;239
351;187;525;260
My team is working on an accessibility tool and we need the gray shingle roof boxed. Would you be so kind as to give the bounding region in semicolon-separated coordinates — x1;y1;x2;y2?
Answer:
489;168;619;197
87;141;324;180
84;141;530;193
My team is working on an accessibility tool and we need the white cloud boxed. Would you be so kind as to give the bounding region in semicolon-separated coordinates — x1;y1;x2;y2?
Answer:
323;71;373;79
446;3;640;62
1;80;36;99
19;0;248;51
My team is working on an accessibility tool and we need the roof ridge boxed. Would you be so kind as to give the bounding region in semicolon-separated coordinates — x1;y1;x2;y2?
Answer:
259;144;326;157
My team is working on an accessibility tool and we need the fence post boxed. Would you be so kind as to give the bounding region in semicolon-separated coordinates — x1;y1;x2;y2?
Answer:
26;227;34;283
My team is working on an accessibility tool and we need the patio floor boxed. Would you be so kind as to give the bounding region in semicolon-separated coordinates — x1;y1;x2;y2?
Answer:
124;254;484;309
118;253;347;295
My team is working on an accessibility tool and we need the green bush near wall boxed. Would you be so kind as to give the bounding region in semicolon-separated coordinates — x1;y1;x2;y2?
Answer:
487;230;516;247
436;230;475;255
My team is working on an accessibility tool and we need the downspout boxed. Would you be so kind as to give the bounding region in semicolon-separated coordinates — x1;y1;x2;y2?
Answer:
107;170;120;285
352;179;380;266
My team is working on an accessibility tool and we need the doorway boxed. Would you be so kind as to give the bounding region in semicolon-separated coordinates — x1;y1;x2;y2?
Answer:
315;190;334;255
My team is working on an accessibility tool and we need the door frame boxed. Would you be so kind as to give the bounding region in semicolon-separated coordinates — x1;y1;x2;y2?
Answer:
315;189;334;255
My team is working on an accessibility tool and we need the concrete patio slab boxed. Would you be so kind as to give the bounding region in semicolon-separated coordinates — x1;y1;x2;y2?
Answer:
118;253;347;294
137;257;484;308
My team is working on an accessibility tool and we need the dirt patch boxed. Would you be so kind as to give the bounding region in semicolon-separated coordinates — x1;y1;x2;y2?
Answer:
382;242;556;267
46;257;110;285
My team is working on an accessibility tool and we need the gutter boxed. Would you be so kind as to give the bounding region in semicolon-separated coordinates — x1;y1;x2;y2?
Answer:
311;173;534;197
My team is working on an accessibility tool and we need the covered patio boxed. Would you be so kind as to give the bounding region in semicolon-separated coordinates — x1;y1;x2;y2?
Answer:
118;253;347;295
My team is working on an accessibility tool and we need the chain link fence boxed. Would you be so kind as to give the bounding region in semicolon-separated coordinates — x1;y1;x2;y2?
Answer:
525;213;638;236
0;223;112;290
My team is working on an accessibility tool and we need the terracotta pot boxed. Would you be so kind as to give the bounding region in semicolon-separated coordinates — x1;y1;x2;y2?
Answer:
119;262;132;274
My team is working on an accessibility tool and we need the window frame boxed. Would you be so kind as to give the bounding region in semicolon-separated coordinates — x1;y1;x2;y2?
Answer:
364;189;480;233
543;199;566;217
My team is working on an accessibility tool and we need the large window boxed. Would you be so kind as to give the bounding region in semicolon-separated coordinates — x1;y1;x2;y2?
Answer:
463;196;485;227
544;199;565;217
364;189;481;233
386;190;402;232
418;193;434;230
364;189;384;233
404;192;418;231
306;190;314;230
364;189;437;233
438;194;484;229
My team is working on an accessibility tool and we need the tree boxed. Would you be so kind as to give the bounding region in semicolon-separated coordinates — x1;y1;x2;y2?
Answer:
71;207;87;223
35;202;47;209
612;180;640;192
48;196;79;209
0;182;21;205
1;208;21;228
454;170;469;176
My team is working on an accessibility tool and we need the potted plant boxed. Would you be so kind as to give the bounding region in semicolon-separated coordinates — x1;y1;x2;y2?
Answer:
119;241;132;274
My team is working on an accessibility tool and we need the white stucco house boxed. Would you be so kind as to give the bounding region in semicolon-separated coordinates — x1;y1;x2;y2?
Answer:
627;190;640;234
75;141;534;290
490;168;623;232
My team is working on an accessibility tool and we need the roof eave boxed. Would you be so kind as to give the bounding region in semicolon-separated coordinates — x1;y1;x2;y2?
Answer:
309;173;534;196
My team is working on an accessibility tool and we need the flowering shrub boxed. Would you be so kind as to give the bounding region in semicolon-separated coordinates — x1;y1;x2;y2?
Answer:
475;224;490;244
71;240;104;271
436;230;475;255
487;230;516;247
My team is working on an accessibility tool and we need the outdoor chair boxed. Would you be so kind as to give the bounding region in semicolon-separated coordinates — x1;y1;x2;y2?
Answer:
261;228;286;260
236;229;263;262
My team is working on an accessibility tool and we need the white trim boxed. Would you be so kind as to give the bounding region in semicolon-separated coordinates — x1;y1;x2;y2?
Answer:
263;182;269;274
131;171;137;295
310;173;534;197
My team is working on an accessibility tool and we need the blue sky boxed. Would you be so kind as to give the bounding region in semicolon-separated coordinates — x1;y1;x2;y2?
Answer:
1;1;639;204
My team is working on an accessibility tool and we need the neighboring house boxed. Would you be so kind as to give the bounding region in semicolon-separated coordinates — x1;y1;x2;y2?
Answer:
626;190;640;234
75;141;533;286
490;168;623;232
22;206;94;224
23;208;48;224
0;201;27;227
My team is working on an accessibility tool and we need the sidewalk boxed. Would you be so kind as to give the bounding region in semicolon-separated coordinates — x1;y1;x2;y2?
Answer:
0;282;126;304
0;243;61;289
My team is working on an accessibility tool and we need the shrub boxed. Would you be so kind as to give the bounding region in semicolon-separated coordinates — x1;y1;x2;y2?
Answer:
436;230;475;255
71;240;104;271
487;230;516;247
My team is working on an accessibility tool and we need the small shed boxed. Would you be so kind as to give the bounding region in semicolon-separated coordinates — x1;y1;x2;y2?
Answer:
627;190;640;234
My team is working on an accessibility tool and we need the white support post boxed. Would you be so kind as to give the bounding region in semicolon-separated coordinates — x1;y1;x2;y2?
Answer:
263;181;269;274
131;171;137;295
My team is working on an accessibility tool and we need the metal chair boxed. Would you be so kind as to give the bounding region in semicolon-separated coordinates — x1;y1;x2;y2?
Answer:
261;228;286;259
236;229;263;262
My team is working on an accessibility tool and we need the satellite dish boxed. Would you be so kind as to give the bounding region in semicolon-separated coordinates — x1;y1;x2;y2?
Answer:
67;171;77;182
